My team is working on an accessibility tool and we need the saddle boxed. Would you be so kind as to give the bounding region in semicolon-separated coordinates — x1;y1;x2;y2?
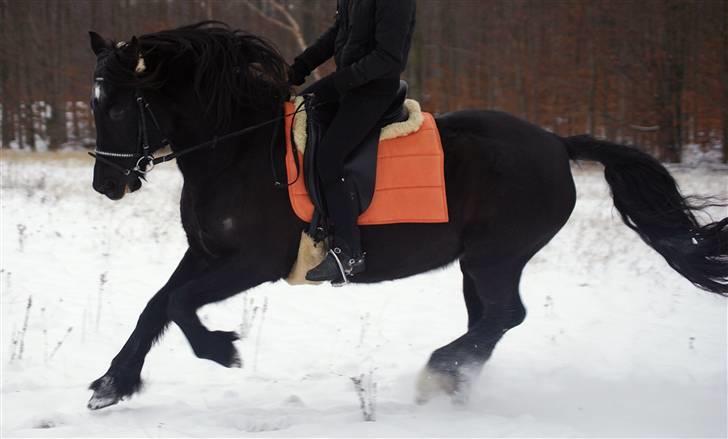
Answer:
284;81;448;228
297;81;409;235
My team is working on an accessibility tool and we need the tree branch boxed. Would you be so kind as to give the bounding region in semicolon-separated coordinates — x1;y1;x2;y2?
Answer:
241;0;319;80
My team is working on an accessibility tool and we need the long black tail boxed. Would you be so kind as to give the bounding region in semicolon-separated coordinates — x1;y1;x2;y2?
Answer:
563;135;728;296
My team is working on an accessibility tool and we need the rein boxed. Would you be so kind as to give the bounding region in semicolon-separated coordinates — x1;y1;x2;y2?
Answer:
90;92;309;188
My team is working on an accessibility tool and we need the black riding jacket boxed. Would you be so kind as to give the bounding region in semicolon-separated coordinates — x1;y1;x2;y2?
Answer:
292;0;416;95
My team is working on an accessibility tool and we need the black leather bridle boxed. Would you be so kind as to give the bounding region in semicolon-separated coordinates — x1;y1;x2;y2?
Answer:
89;90;170;178
89;89;310;187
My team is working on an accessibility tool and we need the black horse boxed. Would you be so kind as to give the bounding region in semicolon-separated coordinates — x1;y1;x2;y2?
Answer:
86;23;728;410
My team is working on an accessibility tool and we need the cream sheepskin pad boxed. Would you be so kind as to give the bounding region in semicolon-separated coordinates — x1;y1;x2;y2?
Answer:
290;96;425;155
286;231;327;285
285;96;425;285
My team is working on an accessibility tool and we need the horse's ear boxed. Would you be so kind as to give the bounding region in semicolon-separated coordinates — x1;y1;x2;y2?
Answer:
128;36;140;51
89;31;110;56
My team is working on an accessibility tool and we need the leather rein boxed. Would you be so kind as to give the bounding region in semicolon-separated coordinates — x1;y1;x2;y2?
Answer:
89;90;308;188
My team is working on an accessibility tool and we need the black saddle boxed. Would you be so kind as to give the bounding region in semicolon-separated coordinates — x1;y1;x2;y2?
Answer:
299;80;410;236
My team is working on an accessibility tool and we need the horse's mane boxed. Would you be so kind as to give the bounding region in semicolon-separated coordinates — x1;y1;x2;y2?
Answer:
100;21;290;129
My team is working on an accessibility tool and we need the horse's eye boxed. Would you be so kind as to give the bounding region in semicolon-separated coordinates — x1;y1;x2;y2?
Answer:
109;106;125;121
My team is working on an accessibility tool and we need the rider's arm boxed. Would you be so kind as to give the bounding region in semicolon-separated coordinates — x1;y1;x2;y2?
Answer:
290;13;340;84
333;0;415;95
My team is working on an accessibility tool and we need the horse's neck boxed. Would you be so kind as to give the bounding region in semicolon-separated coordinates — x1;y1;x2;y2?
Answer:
172;112;288;255
171;114;286;196
172;110;277;186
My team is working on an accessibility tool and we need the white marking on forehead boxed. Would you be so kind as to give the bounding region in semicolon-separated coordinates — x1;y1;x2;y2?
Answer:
222;217;234;231
93;77;105;101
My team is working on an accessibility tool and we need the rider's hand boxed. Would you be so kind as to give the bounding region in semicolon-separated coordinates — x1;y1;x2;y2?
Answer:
288;62;307;86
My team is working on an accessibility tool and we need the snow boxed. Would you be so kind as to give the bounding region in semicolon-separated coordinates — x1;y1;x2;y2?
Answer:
1;152;726;437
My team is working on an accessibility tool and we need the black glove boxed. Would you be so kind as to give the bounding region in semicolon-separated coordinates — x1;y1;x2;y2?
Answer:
288;62;308;86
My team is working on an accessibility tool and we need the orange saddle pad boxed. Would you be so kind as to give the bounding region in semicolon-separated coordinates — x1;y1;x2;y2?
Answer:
284;102;448;226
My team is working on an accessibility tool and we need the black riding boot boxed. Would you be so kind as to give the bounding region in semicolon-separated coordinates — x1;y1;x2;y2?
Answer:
305;241;366;284
306;180;366;283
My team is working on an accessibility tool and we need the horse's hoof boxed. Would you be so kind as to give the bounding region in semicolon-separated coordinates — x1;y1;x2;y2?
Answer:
202;331;243;368
415;367;455;404
87;376;122;410
415;366;473;405
214;330;242;368
87;393;120;410
230;349;243;368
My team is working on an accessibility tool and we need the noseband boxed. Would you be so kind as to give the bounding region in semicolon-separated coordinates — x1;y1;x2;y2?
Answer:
90;90;169;178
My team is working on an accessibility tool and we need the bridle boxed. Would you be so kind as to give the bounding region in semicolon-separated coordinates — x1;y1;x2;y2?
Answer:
90;89;311;187
90;89;172;178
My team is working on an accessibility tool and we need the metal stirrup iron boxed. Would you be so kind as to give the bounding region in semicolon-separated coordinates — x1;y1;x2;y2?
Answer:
329;248;349;285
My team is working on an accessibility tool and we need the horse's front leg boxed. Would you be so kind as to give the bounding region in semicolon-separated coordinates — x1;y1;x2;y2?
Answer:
166;256;277;367
88;248;205;410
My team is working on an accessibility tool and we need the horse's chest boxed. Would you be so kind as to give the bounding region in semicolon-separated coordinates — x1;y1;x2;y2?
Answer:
221;217;235;232
204;213;247;239
203;208;258;241
181;191;260;254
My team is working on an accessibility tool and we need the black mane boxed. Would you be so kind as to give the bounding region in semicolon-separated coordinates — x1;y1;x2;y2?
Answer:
99;21;290;129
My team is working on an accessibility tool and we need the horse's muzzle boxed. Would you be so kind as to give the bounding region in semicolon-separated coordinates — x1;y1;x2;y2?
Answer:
93;175;142;200
94;179;125;200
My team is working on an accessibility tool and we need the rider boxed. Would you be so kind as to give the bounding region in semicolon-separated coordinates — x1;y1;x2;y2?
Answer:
288;0;417;283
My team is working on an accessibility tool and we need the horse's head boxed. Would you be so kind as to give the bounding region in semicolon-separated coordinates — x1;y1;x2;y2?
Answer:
88;32;175;200
88;23;291;200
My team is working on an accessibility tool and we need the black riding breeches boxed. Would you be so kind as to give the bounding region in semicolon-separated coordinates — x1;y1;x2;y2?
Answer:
302;74;400;253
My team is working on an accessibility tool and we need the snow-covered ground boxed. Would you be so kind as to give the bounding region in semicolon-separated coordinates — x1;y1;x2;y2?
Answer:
1;152;726;437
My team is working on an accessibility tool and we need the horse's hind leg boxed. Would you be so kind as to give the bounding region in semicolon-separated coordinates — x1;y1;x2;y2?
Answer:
417;254;527;404
462;268;485;329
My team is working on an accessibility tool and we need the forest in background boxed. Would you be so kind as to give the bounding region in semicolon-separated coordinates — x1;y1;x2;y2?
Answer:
0;0;726;163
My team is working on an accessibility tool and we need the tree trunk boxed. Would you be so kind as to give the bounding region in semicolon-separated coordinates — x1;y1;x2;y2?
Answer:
0;0;9;148
408;15;424;102
657;110;679;162
722;1;728;163
46;0;66;150
667;0;688;163
587;43;597;135
586;3;599;136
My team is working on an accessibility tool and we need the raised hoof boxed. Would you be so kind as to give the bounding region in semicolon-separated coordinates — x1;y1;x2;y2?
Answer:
87;376;122;410
229;350;243;368
415;367;473;406
198;330;243;368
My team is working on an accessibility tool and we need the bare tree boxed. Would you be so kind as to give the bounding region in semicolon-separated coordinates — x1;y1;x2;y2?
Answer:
0;0;10;148
722;0;728;163
1;0;726;161
241;0;320;80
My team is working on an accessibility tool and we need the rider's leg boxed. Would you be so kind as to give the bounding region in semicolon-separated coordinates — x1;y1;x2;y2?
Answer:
306;78;400;282
324;180;362;255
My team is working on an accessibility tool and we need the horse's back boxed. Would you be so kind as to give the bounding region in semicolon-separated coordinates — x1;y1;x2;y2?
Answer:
435;109;568;161
434;109;576;232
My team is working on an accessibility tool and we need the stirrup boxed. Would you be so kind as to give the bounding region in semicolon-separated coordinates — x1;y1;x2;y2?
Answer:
329;247;349;285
